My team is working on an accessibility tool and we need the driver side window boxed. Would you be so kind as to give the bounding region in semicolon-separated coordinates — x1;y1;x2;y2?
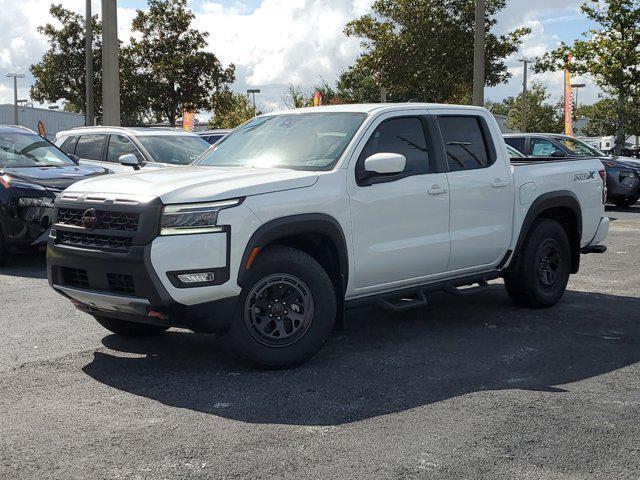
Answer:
356;117;430;185
530;138;563;157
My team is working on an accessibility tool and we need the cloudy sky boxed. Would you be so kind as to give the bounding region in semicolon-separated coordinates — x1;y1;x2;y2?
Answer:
0;0;600;114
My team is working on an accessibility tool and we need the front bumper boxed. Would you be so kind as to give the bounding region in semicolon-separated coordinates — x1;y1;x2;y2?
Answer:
48;242;239;332
0;204;54;249
606;168;640;201
47;194;241;333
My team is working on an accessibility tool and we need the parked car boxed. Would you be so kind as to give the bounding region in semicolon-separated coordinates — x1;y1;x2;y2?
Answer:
48;104;608;367
54;127;211;174
198;129;231;145
504;133;640;208
0;126;108;264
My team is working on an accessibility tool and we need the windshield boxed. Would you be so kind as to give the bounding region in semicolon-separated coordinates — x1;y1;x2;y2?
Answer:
137;135;210;165
195;113;367;170
0;132;75;168
559;137;604;156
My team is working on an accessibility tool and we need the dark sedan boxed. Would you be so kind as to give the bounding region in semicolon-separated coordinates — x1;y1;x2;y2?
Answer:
0;126;108;263
504;133;640;208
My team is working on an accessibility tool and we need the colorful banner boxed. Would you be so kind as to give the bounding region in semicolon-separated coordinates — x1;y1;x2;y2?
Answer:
182;109;195;132
312;92;322;107
564;54;573;136
37;120;46;137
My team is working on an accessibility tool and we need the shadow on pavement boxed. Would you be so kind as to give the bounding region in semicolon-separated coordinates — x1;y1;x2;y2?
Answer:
83;286;640;426
0;251;46;279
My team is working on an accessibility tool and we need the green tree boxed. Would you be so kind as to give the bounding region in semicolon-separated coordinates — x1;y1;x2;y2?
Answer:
579;97;640;139
130;0;235;126
535;0;640;154
283;84;311;108
488;83;563;133
340;0;529;104
30;4;151;125
209;91;256;128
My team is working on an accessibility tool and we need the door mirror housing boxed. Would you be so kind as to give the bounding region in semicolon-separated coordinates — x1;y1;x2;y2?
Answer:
364;152;407;175
119;154;141;170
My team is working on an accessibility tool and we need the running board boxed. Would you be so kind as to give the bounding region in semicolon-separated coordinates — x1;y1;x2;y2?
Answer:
370;275;496;312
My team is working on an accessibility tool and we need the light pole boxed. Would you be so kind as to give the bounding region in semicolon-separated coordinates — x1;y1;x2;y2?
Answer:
517;58;532;133
570;83;586;121
101;0;121;126
5;73;25;125
472;0;486;106
85;0;94;126
247;89;260;116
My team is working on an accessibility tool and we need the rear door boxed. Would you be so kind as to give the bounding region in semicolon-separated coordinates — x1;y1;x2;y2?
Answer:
74;134;109;170
436;112;514;271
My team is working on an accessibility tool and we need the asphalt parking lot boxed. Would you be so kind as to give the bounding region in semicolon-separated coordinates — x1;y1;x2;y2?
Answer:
1;207;639;480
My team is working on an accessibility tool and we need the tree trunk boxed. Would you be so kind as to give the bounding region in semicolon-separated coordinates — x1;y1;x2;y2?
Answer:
614;92;626;156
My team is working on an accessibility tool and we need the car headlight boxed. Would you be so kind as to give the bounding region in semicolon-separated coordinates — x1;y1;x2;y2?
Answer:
160;198;241;235
18;196;55;207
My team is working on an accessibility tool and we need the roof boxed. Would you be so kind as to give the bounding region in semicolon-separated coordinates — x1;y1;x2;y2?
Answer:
198;129;232;135
266;103;489;116
57;126;202;137
0;125;36;134
503;133;572;138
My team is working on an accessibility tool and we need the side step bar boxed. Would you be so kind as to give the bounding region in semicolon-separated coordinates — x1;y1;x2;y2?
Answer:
354;273;498;312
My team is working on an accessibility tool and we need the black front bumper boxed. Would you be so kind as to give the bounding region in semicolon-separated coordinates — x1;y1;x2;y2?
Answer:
48;242;239;333
606;167;640;202
47;194;239;333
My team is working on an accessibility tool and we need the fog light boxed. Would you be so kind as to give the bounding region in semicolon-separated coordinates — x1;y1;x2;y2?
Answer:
177;272;215;284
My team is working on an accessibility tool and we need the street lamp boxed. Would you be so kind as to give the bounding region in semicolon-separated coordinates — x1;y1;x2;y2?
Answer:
517;58;533;133
5;72;25;125
247;89;261;116
570;83;586;121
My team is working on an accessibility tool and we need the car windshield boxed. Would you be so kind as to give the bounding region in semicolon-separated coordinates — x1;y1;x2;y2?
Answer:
559;137;604;156
195;113;367;170
137;135;210;165
0;132;75;168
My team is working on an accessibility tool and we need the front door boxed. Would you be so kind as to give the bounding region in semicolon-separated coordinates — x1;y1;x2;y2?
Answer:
348;113;451;294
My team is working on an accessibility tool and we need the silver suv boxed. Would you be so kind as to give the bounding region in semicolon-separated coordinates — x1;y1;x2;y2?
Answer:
54;126;211;174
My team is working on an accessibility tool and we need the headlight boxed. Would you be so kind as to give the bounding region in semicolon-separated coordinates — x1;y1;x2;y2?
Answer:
160;198;240;235
18;196;54;207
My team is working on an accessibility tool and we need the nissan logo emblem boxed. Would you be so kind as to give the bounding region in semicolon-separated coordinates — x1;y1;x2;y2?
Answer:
81;208;98;230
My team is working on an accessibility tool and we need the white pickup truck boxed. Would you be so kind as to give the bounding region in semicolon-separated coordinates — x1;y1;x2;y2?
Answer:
47;104;609;367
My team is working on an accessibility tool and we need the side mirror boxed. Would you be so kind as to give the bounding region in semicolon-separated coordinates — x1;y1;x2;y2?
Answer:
364;152;406;175
119;154;141;170
68;153;79;163
551;150;565;158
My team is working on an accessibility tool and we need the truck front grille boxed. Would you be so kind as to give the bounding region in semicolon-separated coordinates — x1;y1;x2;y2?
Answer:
57;208;140;232
107;273;136;295
58;231;133;251
60;267;90;288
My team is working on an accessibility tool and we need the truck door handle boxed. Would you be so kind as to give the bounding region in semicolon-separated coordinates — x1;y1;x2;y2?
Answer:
428;185;448;195
491;179;510;188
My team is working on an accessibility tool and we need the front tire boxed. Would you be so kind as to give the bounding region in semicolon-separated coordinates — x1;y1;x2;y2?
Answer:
504;218;571;309
93;315;168;337
224;245;337;368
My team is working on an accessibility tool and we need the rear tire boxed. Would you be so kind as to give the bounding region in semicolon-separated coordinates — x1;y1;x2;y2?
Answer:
613;197;638;208
93;315;168;337
224;245;337;368
504;218;571;309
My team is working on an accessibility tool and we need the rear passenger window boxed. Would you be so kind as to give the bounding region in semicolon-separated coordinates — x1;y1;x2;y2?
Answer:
357;117;430;182
75;134;107;160
504;137;525;154
59;136;79;154
437;116;492;171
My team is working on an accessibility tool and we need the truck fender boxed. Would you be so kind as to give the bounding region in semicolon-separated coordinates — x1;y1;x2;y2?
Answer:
506;190;582;273
237;213;349;292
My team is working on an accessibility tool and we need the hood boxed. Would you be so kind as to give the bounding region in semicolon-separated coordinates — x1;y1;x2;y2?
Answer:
65;166;319;203
1;164;108;190
600;156;640;169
